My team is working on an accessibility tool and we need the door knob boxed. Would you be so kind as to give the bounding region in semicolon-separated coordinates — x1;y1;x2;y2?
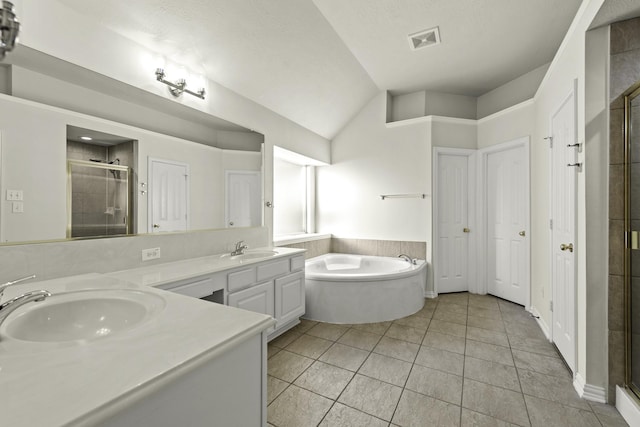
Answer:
519;230;526;237
153;224;160;229
463;228;470;233
560;243;573;252
229;221;234;226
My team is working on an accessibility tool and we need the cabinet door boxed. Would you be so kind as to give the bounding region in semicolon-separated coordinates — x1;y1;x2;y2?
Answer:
228;281;275;321
275;271;305;326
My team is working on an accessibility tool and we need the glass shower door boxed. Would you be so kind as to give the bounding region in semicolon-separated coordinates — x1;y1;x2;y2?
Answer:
626;84;640;398
67;159;130;238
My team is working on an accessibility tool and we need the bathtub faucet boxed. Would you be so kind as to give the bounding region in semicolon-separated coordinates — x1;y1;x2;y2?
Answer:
398;254;417;265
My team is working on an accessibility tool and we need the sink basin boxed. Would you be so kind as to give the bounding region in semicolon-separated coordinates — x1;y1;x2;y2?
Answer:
3;289;165;343
221;250;278;261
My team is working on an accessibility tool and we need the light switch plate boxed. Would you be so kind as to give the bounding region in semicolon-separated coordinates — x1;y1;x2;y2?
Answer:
12;201;24;213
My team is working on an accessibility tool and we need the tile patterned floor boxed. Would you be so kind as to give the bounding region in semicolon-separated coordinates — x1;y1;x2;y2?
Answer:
266;292;629;427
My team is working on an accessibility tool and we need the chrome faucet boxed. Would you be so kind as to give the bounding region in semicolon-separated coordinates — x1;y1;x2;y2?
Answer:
0;290;51;329
231;240;249;256
398;254;417;265
0;274;36;300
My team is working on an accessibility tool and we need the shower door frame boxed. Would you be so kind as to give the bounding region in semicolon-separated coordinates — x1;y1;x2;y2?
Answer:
624;80;640;400
66;159;131;238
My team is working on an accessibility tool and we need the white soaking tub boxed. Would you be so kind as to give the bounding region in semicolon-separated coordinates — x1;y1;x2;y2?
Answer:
304;253;427;324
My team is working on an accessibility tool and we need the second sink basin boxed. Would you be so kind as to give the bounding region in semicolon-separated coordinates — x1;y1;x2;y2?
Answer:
3;289;165;343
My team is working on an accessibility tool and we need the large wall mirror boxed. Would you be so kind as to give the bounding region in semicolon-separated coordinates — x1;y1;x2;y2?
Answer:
0;94;265;244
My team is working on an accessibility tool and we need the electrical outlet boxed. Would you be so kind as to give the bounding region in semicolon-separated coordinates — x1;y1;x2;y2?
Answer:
141;247;161;261
6;190;23;201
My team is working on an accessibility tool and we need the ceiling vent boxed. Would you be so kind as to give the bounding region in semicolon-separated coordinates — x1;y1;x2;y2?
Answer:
409;27;441;50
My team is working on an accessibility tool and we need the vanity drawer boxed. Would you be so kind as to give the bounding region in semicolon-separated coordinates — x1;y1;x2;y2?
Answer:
228;267;257;293
256;259;290;282
164;276;221;299
290;255;305;272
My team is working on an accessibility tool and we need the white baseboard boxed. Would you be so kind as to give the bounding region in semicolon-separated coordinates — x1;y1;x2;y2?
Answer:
573;372;606;403
529;305;551;340
617;386;640;427
424;290;437;299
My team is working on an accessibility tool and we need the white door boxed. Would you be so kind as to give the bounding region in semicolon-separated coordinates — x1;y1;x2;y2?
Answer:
435;153;470;293
486;143;529;305
148;158;189;233
226;171;261;227
550;87;577;371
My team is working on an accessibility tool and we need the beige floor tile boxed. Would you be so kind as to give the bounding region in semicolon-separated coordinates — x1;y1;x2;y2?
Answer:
267;385;333;427
338;374;403;421
318;342;370;371
268;350;314;382
338;328;382;351
394;313;432;331
507;334;559;358
432;309;468;325
436;302;469;315
505;320;547;340
438;293;470;305
413;304;436;319
467;315;505;333
501;309;535;325
351;321;392;335
385;323;426;344
270;329;302;348
524;394;601;427
429;319;467;338
319;403;388;427
306;322;350;341
267;375;290;404
414;345;465;376
460;408;518;426
518;369;590;411
359;352;413;386
462;378;530;426
468;306;503;320
268;344;282;359
463;356;520;392
373;336;420;362
466;326;510;347
465;340;514;366
512;349;571;378
588;401;629;426
406;364;463;405
423;331;466;354
392;389;461;427
293;360;354;399
286;334;333;359
467;295;501;310
292;318;319;334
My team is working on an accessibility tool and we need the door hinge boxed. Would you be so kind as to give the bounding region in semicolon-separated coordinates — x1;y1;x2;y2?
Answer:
550;219;553;230
550;300;553;312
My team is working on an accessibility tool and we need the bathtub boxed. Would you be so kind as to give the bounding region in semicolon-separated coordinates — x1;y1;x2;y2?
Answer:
304;253;427;324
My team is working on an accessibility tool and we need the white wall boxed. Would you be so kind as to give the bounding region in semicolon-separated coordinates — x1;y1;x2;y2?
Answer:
425;92;477;120
477;101;535;149
477;63;550;119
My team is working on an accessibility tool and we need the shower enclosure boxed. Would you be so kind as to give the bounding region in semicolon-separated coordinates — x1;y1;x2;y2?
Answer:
625;80;640;401
67;159;131;238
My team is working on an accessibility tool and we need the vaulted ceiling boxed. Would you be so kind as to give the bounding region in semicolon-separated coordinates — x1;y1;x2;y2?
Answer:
56;0;584;139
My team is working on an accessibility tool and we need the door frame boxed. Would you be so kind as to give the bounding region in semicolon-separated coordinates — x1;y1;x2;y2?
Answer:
225;169;262;228
548;81;578;370
432;147;477;296
477;136;531;308
147;157;190;233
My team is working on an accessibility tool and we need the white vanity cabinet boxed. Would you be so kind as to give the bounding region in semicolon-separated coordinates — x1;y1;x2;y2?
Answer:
226;254;305;339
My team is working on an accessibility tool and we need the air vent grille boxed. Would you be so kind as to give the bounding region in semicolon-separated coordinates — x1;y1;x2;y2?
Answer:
409;27;441;50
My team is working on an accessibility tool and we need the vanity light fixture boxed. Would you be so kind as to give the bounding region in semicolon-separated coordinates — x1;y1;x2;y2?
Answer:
0;1;20;60
155;68;206;100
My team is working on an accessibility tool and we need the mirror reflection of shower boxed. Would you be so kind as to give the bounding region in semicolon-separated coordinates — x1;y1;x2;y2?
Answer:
66;125;137;238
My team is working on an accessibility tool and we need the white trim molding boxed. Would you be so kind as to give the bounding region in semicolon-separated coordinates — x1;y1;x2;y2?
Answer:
573;372;606;403
530;305;551;340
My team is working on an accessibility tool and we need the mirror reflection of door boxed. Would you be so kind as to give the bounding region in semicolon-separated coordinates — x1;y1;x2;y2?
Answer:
627;84;640;398
148;158;189;233
226;170;261;227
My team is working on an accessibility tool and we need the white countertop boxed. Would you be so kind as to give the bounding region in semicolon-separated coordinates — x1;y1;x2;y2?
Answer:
107;246;305;288
0;271;277;426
